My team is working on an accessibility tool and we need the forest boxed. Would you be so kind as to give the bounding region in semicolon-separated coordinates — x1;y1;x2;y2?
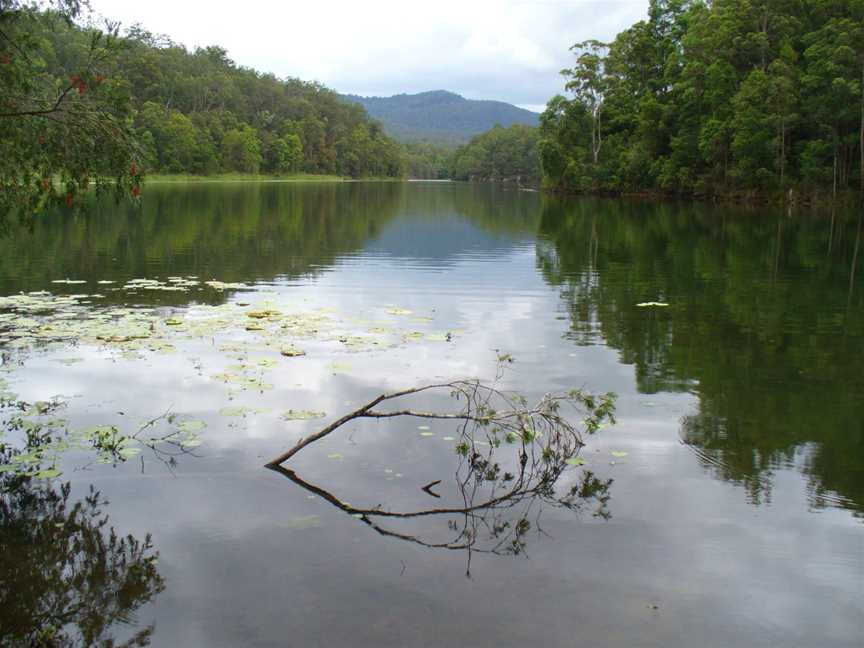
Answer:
0;2;405;216
539;0;864;198
449;124;540;183
4;0;863;207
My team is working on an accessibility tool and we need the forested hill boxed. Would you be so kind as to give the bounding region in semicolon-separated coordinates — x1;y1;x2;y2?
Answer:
118;30;404;177
342;91;540;142
1;8;405;189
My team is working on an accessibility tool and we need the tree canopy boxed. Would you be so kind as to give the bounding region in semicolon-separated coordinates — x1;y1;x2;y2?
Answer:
539;0;864;199
0;2;406;220
0;1;141;216
449;124;540;183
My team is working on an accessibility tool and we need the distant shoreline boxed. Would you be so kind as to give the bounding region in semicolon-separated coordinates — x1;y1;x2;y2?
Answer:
143;174;412;185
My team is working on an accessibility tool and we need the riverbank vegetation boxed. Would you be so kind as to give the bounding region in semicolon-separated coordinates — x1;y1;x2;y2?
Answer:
538;0;864;200
0;1;405;218
449;124;540;184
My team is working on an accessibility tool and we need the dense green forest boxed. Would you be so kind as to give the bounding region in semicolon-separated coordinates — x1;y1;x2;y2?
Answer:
0;2;405;217
119;31;404;178
403;141;453;179
449;124;540;183
539;0;864;198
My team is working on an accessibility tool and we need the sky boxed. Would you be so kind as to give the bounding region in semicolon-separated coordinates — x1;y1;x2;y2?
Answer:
89;0;648;112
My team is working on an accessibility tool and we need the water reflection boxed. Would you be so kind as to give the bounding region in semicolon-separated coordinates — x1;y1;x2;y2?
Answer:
0;182;541;304
267;378;615;575
538;198;864;516
0;449;163;646
272;465;611;576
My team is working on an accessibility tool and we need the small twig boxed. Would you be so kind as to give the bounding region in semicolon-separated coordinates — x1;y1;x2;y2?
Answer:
421;480;441;498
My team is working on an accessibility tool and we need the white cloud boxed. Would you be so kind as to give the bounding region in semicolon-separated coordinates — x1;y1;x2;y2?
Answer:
88;0;647;106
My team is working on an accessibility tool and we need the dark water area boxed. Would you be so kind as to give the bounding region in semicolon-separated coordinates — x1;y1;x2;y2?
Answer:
0;181;861;647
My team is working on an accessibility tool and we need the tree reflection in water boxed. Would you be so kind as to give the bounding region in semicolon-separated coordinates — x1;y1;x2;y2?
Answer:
0;450;164;647
268;378;615;576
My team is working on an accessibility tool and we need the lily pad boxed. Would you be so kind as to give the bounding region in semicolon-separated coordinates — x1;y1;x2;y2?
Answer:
281;409;326;421
176;420;206;432
280;346;306;357
34;468;62;479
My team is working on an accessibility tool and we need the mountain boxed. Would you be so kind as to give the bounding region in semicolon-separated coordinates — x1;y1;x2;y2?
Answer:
341;90;540;143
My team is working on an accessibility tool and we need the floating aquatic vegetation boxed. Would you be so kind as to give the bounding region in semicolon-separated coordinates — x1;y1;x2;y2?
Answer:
205;281;248;291
219;406;270;417
281;409;326;421
0;282;475;470
279;346;306;357
0;393;210;478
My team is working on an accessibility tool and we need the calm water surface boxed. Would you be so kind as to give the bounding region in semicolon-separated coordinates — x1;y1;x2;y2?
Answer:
1;182;862;647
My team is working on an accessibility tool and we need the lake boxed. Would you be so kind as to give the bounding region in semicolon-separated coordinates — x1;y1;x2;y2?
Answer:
1;181;862;647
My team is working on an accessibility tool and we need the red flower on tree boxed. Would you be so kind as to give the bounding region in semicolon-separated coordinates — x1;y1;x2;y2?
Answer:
70;75;87;94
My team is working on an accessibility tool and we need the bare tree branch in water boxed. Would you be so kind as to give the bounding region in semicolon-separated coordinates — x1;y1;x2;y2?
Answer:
267;374;616;575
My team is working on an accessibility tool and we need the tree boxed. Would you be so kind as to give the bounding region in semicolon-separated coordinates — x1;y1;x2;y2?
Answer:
264;133;302;174
540;0;864;198
220;125;262;173
562;40;610;165
450;124;540;183
0;1;140;218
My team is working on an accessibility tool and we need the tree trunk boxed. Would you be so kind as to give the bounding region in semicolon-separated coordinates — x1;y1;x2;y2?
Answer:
860;62;863;193
779;119;785;187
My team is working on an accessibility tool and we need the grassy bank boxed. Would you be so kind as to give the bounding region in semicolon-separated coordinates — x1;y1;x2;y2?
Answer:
143;173;347;184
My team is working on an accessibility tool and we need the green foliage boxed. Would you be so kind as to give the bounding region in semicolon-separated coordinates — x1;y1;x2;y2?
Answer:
450;124;540;183
117;27;405;179
0;2;141;218
0;3;407;221
403;140;454;179
540;0;864;197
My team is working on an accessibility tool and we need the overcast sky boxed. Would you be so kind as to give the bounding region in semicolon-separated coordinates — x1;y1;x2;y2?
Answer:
89;0;647;112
